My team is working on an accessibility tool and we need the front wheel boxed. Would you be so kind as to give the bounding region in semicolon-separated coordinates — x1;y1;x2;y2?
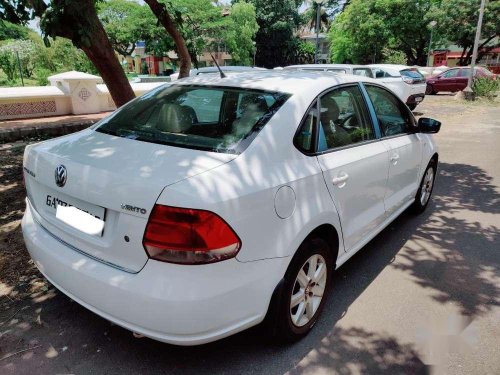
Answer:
425;85;436;95
272;237;333;342
407;103;417;111
411;160;437;214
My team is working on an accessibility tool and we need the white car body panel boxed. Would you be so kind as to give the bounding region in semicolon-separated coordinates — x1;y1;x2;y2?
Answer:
369;64;427;105
22;71;439;345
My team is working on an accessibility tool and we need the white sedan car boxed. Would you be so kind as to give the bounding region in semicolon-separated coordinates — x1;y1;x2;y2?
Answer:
22;71;440;345
370;64;427;110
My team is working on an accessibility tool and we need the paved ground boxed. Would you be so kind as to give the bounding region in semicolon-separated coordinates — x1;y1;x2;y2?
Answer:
0;95;499;374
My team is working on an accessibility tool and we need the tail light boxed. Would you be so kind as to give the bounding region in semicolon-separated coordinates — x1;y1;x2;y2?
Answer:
402;76;414;84
143;205;241;265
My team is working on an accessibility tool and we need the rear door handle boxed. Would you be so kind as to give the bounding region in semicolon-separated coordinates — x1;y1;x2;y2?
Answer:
390;153;400;164
332;172;349;186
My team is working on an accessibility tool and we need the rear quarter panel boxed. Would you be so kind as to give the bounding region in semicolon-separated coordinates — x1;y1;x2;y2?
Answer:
155;96;345;263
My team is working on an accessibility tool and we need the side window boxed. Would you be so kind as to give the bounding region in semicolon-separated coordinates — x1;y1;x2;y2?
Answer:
442;69;459;78
373;68;391;79
365;85;413;137
294;105;318;153
326;69;347;74
353;68;373;78
317;86;375;151
459;68;470;77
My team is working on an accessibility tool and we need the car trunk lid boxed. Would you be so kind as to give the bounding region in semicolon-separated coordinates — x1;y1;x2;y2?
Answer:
23;129;236;272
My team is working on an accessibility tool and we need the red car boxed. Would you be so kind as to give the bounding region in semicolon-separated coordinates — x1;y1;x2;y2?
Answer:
426;66;495;94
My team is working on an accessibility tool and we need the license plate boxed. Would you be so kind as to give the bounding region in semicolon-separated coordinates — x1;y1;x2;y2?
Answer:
415;97;423;102
45;194;105;221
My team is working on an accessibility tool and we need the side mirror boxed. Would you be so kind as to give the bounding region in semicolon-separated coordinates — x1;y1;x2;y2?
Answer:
418;117;441;133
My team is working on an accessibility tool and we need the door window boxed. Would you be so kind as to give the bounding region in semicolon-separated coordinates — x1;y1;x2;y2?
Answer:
294;105;318;153
365;85;414;137
317;86;375;151
441;69;459;78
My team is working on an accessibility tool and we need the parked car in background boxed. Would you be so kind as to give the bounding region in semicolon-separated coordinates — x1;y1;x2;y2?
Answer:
169;66;265;81
425;66;496;94
369;64;427;110
284;64;375;78
22;71;440;345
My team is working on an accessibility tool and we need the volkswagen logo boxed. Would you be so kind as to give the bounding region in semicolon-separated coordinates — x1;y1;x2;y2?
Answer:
54;165;67;187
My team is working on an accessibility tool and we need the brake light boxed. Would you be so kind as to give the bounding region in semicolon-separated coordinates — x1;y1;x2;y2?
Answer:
143;205;241;264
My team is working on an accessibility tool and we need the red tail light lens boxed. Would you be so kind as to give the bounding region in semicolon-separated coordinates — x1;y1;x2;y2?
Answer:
143;205;241;265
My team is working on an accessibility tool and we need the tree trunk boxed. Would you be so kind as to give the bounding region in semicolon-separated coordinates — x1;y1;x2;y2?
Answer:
81;31;136;107
28;0;135;107
144;0;191;78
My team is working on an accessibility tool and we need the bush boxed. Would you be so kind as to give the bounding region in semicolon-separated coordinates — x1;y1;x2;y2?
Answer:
35;68;51;86
473;77;499;99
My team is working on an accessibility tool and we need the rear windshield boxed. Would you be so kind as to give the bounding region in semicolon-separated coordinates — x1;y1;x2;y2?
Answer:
400;69;424;79
96;85;290;154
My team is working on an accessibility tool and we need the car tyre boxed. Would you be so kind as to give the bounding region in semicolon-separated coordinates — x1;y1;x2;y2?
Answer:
425;84;436;95
411;160;437;214
269;236;333;342
407;103;417;111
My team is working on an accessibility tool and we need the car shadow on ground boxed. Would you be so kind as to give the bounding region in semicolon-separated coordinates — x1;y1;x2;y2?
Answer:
1;156;498;374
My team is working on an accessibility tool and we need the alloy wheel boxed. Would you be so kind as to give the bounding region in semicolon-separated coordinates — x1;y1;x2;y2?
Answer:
290;254;327;327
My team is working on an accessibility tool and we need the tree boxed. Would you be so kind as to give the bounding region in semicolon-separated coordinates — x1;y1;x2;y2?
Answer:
1;0;136;106
430;0;500;65
144;0;192;78
225;1;259;65
328;0;436;65
0;39;36;80
296;40;315;64
247;0;302;68
329;0;389;64
0;20;29;40
98;0;153;57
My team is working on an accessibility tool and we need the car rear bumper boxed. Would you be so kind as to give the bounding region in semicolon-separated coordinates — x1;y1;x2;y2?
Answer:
22;200;289;345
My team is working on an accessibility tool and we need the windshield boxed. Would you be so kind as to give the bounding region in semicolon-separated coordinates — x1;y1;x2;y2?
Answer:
96;85;290;154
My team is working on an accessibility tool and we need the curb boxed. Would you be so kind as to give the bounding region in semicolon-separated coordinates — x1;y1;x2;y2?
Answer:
0;120;96;143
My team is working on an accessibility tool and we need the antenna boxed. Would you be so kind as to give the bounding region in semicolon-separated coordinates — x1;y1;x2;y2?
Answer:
210;53;226;78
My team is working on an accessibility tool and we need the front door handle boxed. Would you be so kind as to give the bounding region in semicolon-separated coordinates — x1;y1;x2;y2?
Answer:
332;172;349;186
390;153;400;164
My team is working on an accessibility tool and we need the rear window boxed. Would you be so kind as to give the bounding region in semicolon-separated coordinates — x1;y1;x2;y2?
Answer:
96;85;290;154
400;69;424;80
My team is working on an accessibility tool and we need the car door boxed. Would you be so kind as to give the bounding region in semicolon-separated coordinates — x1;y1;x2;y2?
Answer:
436;68;460;91
314;84;390;252
457;68;471;90
364;84;423;217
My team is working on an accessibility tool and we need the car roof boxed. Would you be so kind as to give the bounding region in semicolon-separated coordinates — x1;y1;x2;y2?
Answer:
284;64;371;70
196;66;266;73
170;70;378;95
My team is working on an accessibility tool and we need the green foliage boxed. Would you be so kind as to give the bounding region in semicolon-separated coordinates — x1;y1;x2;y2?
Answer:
329;0;436;65
296;40;315;64
429;0;500;65
0;20;30;40
99;0;156;56
0;39;37;81
382;49;407;65
225;1;259;65
34;67;51;85
247;0;302;68
473;77;499;100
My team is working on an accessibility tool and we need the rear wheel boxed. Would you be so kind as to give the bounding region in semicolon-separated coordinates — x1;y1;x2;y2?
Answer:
272;237;333;342
411;160;437;214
